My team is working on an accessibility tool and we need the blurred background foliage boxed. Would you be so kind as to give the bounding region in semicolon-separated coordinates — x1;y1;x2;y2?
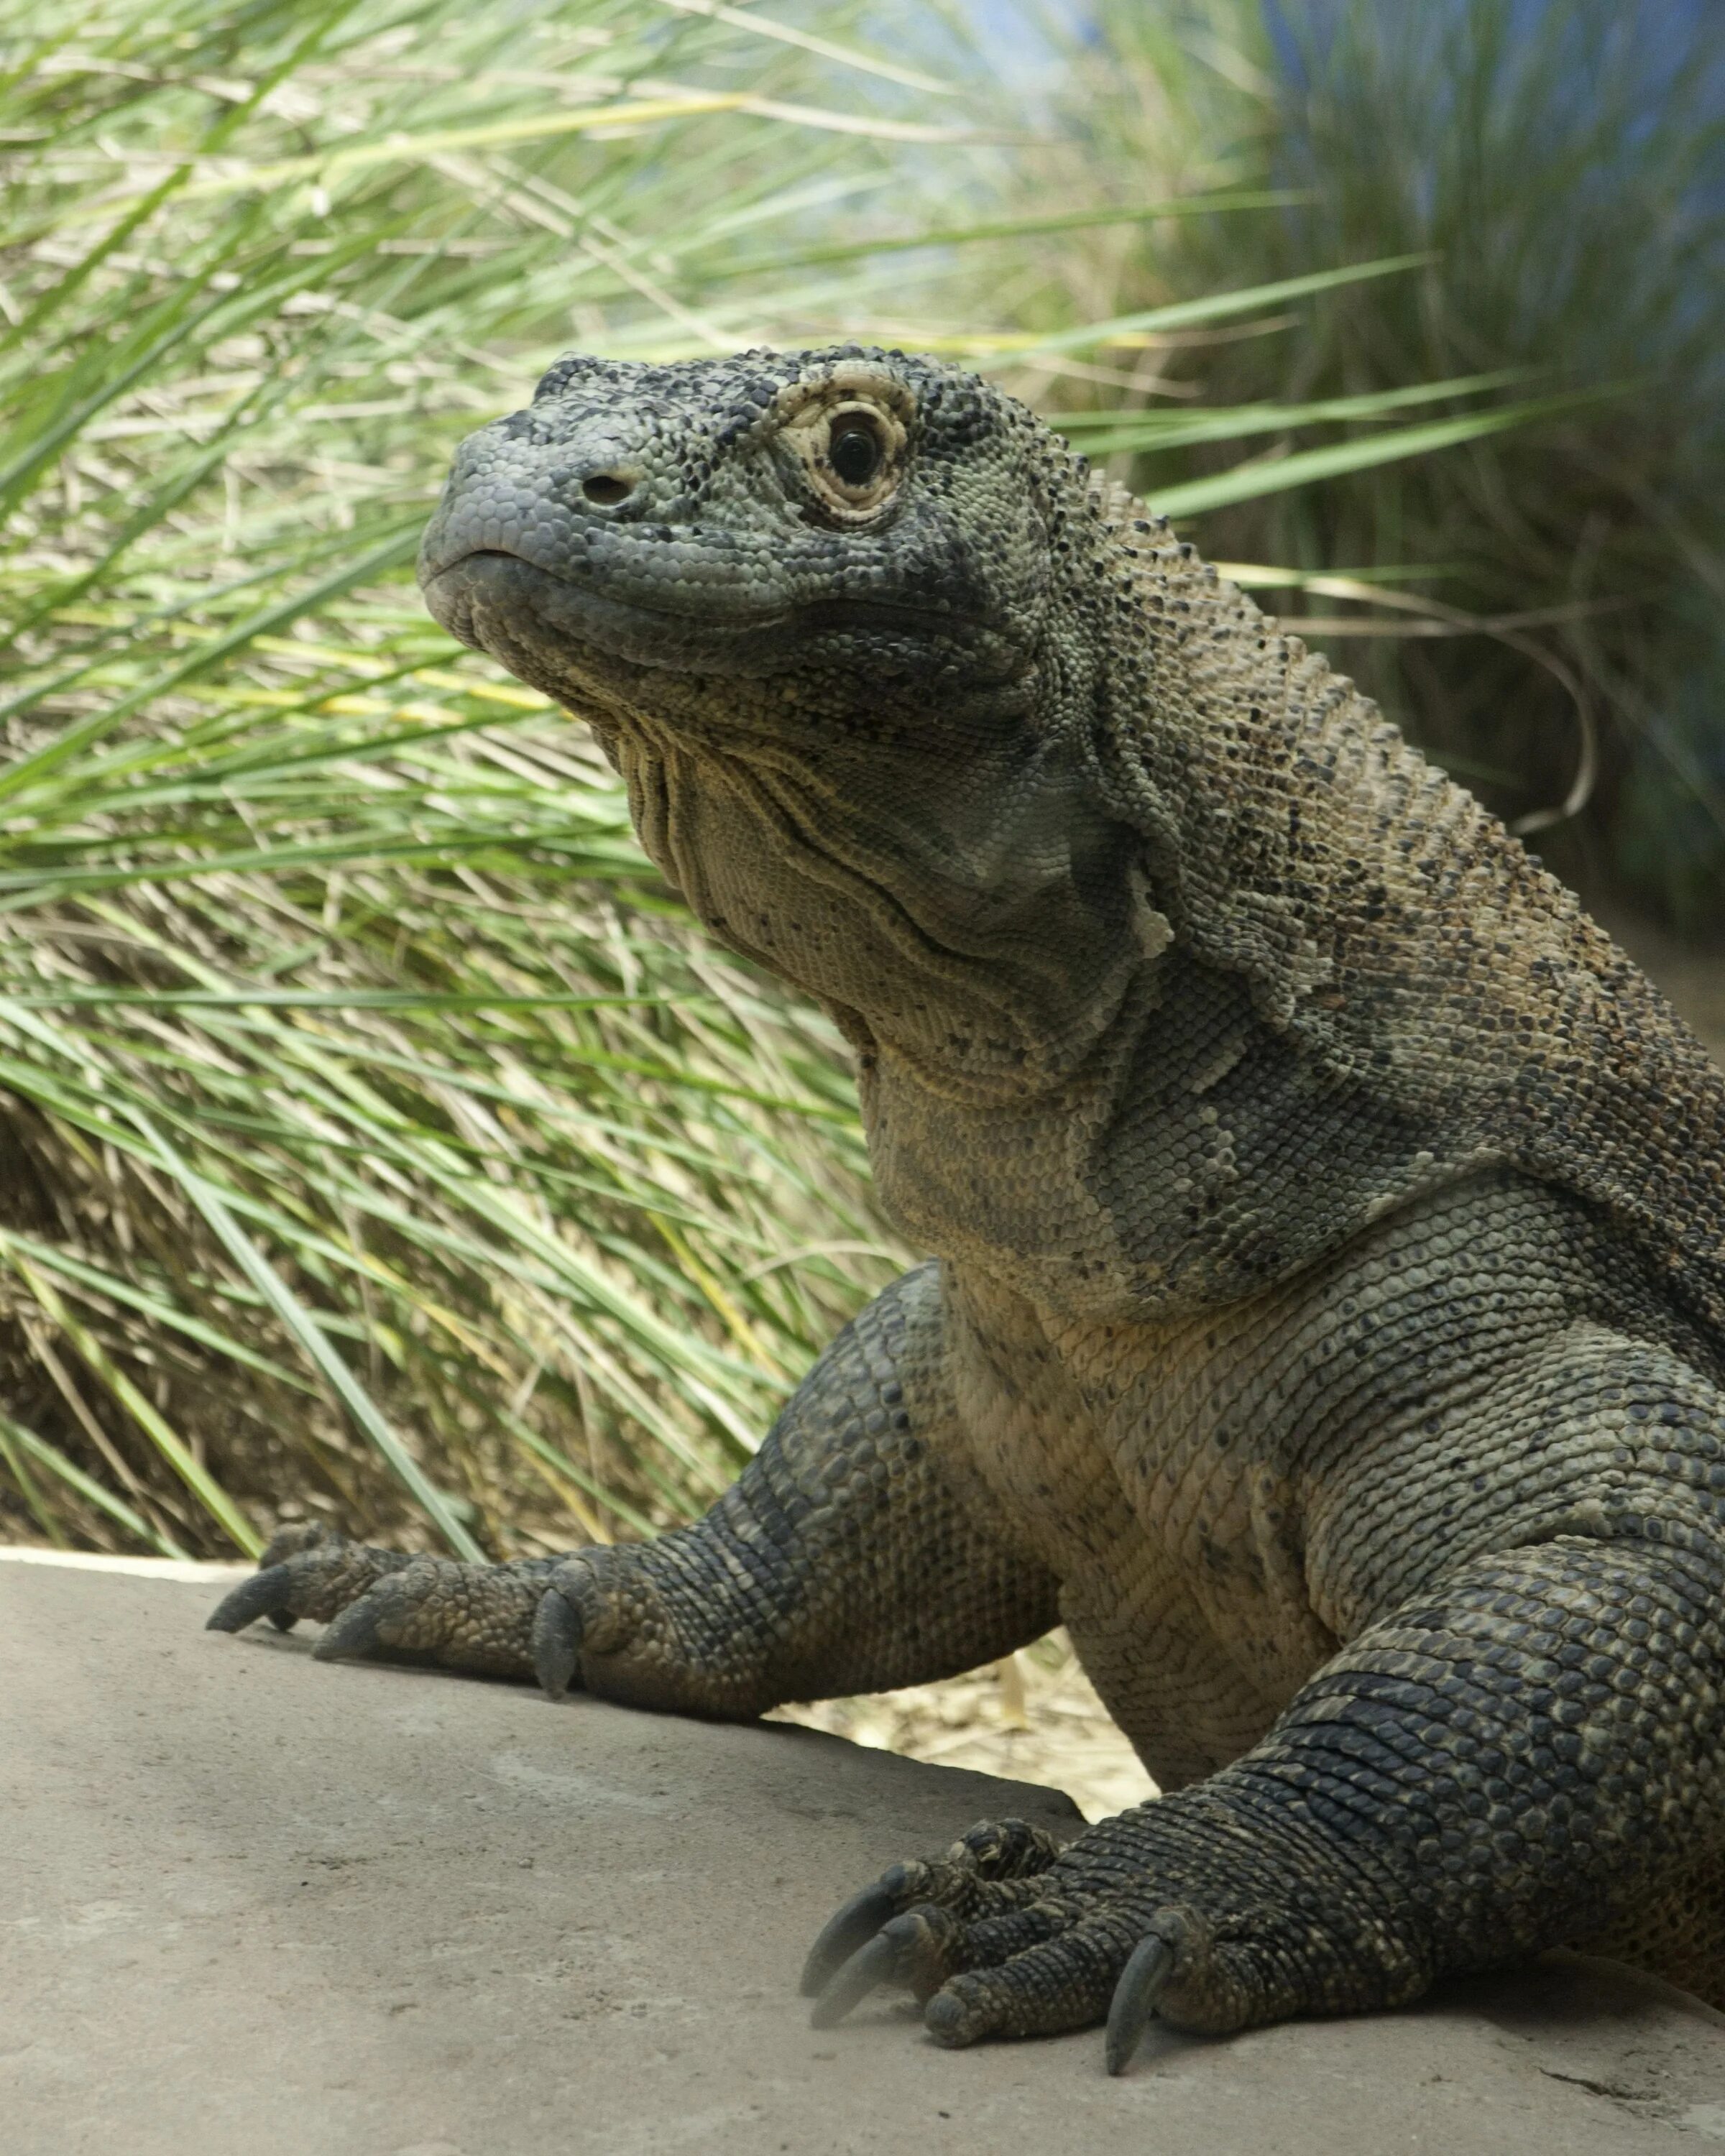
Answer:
0;0;1718;1562
1000;0;1725;921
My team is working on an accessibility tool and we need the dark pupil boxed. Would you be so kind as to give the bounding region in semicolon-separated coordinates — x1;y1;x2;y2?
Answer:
829;417;882;487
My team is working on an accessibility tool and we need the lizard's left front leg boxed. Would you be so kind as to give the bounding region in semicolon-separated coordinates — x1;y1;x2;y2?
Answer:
209;1262;1060;1713
807;1527;1725;2064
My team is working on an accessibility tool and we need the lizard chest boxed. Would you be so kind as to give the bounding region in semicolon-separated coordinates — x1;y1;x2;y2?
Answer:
944;1264;1339;1787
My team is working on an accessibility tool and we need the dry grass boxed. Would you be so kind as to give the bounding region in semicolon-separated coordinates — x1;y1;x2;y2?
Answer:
772;1633;1157;1824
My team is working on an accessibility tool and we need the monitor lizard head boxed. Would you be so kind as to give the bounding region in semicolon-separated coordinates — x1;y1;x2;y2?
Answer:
418;344;1073;741
418;344;1151;1102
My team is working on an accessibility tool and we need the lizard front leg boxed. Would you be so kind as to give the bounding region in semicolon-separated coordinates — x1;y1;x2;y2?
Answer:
806;1527;1725;2063
209;1260;1060;1717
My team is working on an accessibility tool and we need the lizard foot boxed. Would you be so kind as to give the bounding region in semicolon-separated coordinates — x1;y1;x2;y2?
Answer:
804;1797;1427;2069
206;1523;551;1680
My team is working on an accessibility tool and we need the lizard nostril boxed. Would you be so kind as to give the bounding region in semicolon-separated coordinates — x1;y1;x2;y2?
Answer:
581;469;637;507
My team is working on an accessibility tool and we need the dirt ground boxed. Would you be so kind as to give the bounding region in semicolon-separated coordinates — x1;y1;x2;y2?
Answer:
778;909;1725;1822
770;1634;1159;1821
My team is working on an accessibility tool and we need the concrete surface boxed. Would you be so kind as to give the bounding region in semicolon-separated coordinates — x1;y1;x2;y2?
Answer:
5;1560;1725;2156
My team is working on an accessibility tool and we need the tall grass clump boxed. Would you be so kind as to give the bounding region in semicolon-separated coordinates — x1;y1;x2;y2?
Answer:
0;0;1549;1560
0;0;985;1558
1003;0;1725;929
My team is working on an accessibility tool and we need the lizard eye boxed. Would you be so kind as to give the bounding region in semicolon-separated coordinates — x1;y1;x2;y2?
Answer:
779;386;908;522
828;412;884;487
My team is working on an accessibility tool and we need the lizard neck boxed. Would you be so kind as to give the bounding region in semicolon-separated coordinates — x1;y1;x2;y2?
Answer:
1080;494;1443;1041
849;496;1524;1319
607;680;1166;1109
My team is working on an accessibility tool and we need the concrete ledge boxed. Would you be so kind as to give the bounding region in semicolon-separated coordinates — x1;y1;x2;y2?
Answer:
0;1543;250;1580
4;1560;1724;2155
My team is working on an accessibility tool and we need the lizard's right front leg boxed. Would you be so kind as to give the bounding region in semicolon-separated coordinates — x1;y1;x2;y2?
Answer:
207;1261;1061;1718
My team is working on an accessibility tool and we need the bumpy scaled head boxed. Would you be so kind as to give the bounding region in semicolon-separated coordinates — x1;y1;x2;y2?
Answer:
418;344;1097;751
420;345;1159;1100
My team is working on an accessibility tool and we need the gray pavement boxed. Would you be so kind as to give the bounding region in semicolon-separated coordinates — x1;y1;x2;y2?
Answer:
4;1555;1725;2155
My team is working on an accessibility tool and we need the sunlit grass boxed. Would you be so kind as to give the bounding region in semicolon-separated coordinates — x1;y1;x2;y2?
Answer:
0;0;951;1558
0;0;1555;1559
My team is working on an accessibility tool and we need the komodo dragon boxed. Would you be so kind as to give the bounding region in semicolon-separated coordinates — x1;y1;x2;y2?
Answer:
208;344;1725;2071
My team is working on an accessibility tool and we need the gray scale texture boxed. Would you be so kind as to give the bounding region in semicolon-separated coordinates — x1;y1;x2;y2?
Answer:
203;344;1725;2061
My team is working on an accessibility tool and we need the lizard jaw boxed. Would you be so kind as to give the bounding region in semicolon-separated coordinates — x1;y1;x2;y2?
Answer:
421;546;1014;702
420;549;792;671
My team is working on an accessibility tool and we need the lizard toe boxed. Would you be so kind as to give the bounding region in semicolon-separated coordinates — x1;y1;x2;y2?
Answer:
311;1555;545;1676
207;1522;548;1680
310;1564;438;1663
921;1920;1130;2049
802;1817;1065;1998
809;1905;961;2029
206;1561;302;1635
206;1526;414;1634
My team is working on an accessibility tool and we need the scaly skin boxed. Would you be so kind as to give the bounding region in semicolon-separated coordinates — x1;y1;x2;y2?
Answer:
216;1265;1056;1707
209;345;1725;2068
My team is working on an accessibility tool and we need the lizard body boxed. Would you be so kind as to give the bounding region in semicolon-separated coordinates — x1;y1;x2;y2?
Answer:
209;346;1725;2064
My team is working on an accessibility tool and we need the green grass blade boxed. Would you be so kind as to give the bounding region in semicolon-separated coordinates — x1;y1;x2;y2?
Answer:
980;254;1435;361
0;1411;184;1557
1146;392;1614;518
12;1258;262;1557
124;1113;486;1562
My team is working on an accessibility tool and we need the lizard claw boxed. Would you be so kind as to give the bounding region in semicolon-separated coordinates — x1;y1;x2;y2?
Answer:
1105;1933;1174;2076
809;1922;908;2030
809;1907;960;2030
532;1586;584;1700
801;1879;903;1996
311;1578;402;1662
801;1813;1071;2027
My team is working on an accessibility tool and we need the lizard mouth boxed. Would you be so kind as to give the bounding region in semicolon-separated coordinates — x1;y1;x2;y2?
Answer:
420;549;795;673
420;545;1008;694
